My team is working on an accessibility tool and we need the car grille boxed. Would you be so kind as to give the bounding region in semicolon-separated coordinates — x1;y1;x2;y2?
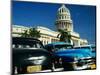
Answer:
77;57;93;67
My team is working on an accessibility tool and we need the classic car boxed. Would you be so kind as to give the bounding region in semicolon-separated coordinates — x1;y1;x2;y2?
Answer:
74;45;96;69
55;48;93;71
12;37;54;74
74;45;96;58
45;42;94;71
45;42;73;68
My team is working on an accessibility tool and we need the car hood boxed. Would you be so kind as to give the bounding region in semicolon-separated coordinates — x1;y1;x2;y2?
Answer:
13;48;49;53
54;48;92;59
13;48;52;65
58;53;84;59
13;48;51;59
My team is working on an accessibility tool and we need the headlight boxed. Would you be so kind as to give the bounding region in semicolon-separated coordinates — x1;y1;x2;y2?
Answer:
73;57;78;62
27;56;46;64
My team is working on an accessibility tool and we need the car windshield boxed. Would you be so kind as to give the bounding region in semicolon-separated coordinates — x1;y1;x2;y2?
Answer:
55;44;72;50
13;40;43;49
74;46;96;53
74;47;90;49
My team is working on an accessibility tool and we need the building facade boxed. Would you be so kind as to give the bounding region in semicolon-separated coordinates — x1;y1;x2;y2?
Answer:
12;25;59;45
36;26;59;45
12;25;30;37
12;25;88;46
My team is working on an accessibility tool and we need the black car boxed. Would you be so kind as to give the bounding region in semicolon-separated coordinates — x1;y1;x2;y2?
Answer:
12;37;54;74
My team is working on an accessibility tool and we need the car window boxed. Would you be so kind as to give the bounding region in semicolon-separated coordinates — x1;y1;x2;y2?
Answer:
74;47;90;49
13;41;43;49
55;44;72;50
45;45;54;52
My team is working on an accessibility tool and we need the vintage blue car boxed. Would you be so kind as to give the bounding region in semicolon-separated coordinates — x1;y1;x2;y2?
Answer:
74;45;96;68
45;42;94;71
45;42;73;68
55;48;94;70
74;45;96;62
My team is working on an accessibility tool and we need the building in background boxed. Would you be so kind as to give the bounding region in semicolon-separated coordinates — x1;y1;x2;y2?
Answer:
12;25;88;46
12;25;30;37
12;25;59;45
36;26;59;45
55;4;73;32
55;4;88;46
12;4;88;46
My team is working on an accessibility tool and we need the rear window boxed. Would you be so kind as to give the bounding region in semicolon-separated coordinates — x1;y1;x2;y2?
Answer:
13;39;43;49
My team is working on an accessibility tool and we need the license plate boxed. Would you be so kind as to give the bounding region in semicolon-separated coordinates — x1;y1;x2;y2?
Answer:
27;65;42;73
90;64;96;69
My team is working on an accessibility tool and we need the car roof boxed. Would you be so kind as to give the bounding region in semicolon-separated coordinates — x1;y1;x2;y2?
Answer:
74;44;95;48
12;37;41;42
46;42;72;46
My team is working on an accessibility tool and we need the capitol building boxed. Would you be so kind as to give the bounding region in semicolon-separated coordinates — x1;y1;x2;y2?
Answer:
12;4;88;46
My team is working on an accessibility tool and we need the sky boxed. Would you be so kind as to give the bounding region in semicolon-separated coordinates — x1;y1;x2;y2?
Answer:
12;1;96;44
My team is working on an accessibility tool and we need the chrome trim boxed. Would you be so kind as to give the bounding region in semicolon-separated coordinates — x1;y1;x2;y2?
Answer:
80;57;92;60
74;64;89;70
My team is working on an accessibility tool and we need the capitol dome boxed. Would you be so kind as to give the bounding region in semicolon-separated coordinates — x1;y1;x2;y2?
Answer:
55;4;73;32
57;4;71;20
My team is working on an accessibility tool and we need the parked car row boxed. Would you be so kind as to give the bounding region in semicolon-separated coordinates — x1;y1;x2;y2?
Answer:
45;42;96;71
12;37;96;74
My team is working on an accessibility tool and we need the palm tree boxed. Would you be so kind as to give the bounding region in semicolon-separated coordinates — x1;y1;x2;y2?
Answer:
28;28;41;38
21;28;41;38
21;30;29;37
57;29;71;43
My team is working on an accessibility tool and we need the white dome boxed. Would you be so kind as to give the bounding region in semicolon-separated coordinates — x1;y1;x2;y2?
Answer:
57;4;70;16
57;4;71;21
55;4;73;32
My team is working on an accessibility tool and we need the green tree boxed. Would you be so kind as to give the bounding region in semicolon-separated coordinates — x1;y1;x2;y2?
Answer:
21;28;41;38
57;29;71;43
21;30;29;37
28;28;41;38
